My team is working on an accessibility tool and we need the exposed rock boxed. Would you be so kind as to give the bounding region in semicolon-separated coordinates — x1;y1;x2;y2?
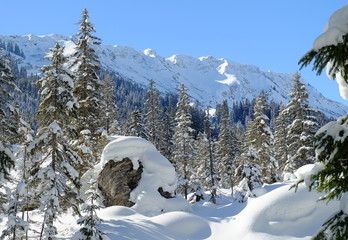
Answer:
98;157;175;208
98;158;143;207
158;187;174;199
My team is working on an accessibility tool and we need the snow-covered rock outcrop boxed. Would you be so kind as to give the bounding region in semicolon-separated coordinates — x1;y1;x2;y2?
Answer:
82;136;190;216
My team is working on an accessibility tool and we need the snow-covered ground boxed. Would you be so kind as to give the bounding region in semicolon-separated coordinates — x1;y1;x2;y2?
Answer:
1;182;337;240
0;137;339;240
94;183;338;240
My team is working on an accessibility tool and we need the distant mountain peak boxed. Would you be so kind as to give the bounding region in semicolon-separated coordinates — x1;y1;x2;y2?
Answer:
1;33;347;118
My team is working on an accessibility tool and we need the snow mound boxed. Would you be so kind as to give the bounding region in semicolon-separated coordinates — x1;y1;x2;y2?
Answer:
314;4;348;50
152;211;211;239
99;206;138;218
83;136;190;216
227;183;339;240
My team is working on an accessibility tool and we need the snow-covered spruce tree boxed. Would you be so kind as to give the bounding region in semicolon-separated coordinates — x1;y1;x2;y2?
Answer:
77;178;104;240
193;132;210;196
188;136;205;203
244;91;277;183
144;79;165;152
126;108;147;138
159;110;174;159
172;83;195;200
1;181;28;240
2;119;35;240
297;5;348;239
100;74;120;135
234;164;263;203
31;42;82;239
16;118;35;240
216;100;236;193
0;52;18;181
273;105;290;175
283;73;318;175
71;8;105;169
203;111;218;203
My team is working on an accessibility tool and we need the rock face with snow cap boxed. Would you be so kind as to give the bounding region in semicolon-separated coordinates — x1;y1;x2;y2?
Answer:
95;136;189;215
98;158;143;207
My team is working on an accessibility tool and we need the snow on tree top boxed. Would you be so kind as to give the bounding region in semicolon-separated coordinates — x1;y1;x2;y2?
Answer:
314;4;348;50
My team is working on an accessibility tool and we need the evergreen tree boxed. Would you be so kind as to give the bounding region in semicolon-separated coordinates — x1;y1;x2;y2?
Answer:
172;83;194;199
244;91;277;183
0;52;18;180
143;80;164;151
298;6;348;238
273;105;289;175
17;118;35;240
77;178;104;240
1;181;28;240
283;74;318;174
71;8;105;168
159;110;174;159
31;42;82;239
100;74;119;135
216;100;236;193
194;132;210;190
203;111;218;203
126;108;146;138
234;164;263;203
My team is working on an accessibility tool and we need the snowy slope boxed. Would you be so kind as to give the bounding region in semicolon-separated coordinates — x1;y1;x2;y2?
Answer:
2;34;348;118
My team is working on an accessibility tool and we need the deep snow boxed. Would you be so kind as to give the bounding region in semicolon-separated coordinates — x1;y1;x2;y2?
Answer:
0;137;340;240
2;182;336;240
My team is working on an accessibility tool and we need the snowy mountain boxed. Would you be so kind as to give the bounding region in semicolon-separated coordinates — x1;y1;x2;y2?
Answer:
2;34;348;118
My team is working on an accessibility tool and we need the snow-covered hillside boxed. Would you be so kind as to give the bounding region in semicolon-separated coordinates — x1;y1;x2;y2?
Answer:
1;34;347;118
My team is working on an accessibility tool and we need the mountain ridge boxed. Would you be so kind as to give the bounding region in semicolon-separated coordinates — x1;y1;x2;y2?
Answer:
1;34;347;118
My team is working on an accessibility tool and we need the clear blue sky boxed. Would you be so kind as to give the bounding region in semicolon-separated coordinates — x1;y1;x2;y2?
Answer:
1;0;347;105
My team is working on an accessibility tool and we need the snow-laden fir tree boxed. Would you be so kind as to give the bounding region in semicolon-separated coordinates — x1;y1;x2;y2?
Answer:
216;100;237;193
234;92;276;201
1;181;28;240
2;119;35;240
188;137;205;203
0;52;18;181
273;105;289;175
16;118;35;240
234;164;263;203
235;117;263;201
70;8;105;169
172;83;194;200
203;111;218;203
100;74;120;135
30;42;82;239
144;79;165;152
126;108;147;138
297;5;348;238
159;111;174;159
194;132;210;190
283;73;318;175
77;178;104;240
243;91;277;183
